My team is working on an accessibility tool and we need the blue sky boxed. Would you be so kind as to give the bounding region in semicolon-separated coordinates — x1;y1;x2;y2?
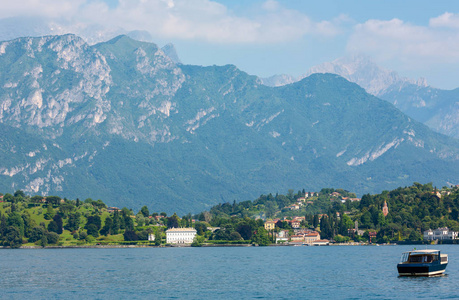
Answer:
1;0;459;89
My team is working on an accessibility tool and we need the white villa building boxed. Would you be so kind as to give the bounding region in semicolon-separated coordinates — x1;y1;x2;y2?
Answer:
166;228;197;244
423;227;458;241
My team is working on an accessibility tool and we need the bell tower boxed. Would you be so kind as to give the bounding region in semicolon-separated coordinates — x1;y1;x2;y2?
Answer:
382;200;389;217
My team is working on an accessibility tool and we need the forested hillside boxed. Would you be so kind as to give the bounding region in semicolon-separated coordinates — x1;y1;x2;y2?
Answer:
0;34;458;213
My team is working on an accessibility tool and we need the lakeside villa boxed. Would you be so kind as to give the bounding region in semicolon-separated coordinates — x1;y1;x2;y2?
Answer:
423;227;458;241
166;228;197;244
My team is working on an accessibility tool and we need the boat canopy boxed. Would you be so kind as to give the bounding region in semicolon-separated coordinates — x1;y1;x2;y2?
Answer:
399;249;441;264
402;249;440;255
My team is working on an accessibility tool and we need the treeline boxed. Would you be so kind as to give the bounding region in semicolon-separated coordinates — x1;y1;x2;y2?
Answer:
1;183;458;248
352;183;459;242
199;183;459;243
0;191;194;248
206;188;356;219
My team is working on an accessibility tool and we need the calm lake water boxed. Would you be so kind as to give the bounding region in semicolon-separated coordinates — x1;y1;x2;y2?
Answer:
1;245;458;299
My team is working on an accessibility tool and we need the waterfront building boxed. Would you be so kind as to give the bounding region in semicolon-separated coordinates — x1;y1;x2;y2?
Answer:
423;227;458;241
166;228;197;244
312;239;330;246
276;230;289;243
304;232;321;244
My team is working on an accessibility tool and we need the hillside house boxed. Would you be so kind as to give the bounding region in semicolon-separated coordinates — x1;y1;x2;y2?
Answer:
424;227;458;241
107;207;120;213
264;220;276;230
291;220;301;229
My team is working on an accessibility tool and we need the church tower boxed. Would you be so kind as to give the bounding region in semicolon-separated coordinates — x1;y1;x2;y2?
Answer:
382;200;389;217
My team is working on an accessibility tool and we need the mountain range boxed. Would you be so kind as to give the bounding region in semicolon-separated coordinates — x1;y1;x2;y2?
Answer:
0;34;458;213
261;55;459;139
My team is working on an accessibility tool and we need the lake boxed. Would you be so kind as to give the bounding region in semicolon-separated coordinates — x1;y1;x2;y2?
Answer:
1;245;458;299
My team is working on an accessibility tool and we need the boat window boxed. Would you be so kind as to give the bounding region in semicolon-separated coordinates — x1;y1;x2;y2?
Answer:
409;255;423;263
400;253;409;263
423;256;432;263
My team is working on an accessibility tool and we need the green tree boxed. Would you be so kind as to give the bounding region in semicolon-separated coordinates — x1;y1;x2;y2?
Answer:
167;213;180;229
408;230;422;241
0;215;7;238
191;235;204;247
265;201;277;218
251;227;270;246
44;205;55;220
28;227;46;243
124;216;134;231
46;196;61;206
87;224;99;237
154;231;161;246
3;193;14;203
360;211;373;229
194;222;208;235
53;214;63;234
59;202;75;217
40;235;48;247
320;216;332;239
14;190;26;198
5;226;22;248
229;231;243;241
124;230;138;241
236;224;254;240
140;206;150;218
100;217;113;236
46;232;59;244
48;221;59;233
137;230;149;240
22;212;36;238
136;214;145;227
7;212;24;238
65;212;81;232
31;195;43;204
112;211;121;234
86;215;102;231
313;215;320;228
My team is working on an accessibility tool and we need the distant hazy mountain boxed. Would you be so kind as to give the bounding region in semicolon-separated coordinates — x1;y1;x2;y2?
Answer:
262;55;458;139
301;55;428;96
259;74;296;87
380;83;459;138
0;35;458;213
161;43;182;64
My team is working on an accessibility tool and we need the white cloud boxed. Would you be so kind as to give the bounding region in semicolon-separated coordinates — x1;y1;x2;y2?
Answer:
430;12;459;29
0;0;342;44
0;0;86;19
347;15;459;69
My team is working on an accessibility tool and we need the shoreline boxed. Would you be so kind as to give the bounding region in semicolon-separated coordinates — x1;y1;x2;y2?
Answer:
1;242;405;249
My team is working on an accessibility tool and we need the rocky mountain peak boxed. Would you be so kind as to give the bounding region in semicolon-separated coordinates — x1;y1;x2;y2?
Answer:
161;43;182;64
301;54;426;96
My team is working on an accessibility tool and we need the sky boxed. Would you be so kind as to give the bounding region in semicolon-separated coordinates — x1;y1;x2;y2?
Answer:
1;0;459;89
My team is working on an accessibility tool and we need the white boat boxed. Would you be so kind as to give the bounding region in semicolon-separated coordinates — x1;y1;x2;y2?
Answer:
397;249;448;276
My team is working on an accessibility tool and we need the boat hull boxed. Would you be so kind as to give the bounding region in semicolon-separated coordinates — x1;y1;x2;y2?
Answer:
397;263;447;276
